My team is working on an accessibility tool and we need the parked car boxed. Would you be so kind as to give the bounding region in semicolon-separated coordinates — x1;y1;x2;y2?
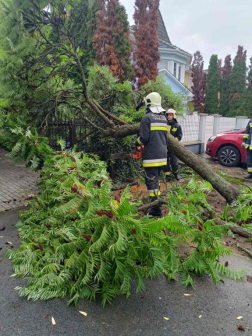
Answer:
205;129;247;167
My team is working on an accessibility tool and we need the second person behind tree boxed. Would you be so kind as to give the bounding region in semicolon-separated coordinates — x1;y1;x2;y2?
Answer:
163;109;183;182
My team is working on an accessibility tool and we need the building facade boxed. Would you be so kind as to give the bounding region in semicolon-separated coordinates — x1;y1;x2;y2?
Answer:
157;11;192;96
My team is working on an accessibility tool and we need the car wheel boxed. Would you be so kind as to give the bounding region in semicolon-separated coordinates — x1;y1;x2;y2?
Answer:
217;146;240;167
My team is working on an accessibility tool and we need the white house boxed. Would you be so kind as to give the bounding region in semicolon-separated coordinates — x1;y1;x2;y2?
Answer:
157;11;192;96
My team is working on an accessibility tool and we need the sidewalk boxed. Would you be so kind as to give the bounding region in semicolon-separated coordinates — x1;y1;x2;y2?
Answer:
0;148;38;212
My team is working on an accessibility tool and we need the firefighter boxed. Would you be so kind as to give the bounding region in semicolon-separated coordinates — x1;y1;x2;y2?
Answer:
241;118;252;179
136;92;168;217
163;108;182;182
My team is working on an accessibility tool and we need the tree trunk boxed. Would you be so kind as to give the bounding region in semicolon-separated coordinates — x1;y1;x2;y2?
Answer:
105;124;241;203
166;133;241;203
214;218;252;238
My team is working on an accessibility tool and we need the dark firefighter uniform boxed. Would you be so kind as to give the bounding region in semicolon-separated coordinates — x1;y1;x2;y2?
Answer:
163;118;182;180
136;92;168;217
242;119;252;178
137;109;168;197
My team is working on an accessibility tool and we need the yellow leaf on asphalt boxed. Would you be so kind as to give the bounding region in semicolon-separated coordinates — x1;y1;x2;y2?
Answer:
51;317;56;325
163;317;170;321
159;297;162;300
184;294;193;297
79;311;87;317
199;315;202;319
237;316;243;320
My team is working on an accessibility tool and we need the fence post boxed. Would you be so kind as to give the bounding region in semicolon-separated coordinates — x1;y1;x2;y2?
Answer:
69;121;77;148
213;115;221;135
198;114;207;153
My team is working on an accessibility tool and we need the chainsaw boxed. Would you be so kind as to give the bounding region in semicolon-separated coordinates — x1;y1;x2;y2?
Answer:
111;145;144;160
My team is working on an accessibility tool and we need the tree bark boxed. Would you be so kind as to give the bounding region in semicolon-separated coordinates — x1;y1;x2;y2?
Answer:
103;123;241;203
166;133;241;203
214;218;252;238
237;244;252;259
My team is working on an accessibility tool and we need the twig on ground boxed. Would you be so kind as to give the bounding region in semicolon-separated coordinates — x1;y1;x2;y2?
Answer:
138;199;167;212
237;244;252;259
112;181;139;191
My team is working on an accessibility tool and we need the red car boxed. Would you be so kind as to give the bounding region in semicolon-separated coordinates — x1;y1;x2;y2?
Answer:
205;129;247;167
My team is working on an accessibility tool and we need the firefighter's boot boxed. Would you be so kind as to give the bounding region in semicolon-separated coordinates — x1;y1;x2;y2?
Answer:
173;172;181;181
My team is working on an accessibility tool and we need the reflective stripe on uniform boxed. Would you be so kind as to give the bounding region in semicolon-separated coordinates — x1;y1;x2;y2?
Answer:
243;135;249;139
165;172;171;176
150;123;168;132
150;123;168;127
172;128;177;132
148;190;161;197
250;123;252;127
168;125;171;133
245;145;249;149
143;162;167;167
143;158;167;167
151;126;169;131
248;168;252;172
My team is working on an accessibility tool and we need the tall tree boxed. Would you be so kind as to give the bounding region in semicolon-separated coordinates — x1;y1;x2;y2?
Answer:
219;55;232;116
133;0;160;87
108;0;132;80
206;55;219;114
243;56;252;115
69;0;98;76
191;51;206;113
228;46;247;117
218;59;222;78
93;0;132;81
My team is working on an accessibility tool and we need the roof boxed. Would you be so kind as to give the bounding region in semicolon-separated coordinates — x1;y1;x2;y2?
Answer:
159;39;192;58
158;10;171;44
159;68;193;95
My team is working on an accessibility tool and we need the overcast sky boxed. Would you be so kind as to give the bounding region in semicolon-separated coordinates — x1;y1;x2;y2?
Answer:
121;0;252;68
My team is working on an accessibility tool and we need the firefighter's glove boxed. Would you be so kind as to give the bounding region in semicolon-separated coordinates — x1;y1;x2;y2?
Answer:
136;137;142;147
241;142;246;148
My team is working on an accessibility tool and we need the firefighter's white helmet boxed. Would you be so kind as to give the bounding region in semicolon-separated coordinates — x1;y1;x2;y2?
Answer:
145;92;166;114
166;108;177;118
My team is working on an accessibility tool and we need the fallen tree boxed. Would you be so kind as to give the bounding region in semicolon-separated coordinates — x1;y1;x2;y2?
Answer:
71;50;241;203
0;2;241;204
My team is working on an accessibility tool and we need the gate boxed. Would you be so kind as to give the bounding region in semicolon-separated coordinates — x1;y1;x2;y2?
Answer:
45;114;87;151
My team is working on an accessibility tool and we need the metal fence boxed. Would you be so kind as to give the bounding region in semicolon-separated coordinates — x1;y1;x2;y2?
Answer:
45;114;87;151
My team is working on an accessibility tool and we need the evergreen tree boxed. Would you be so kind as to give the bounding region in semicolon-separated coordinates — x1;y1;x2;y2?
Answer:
191;51;206;113
218;59;223;78
108;0;132;81
133;0;160;87
219;55;232;116
228;46;247;117
93;0;132;82
68;0;97;77
243;56;252;116
206;55;219;114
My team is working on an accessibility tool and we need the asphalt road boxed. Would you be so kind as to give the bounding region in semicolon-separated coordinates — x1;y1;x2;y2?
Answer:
0;209;251;336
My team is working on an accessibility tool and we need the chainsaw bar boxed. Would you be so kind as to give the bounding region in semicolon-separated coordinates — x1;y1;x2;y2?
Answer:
111;153;132;160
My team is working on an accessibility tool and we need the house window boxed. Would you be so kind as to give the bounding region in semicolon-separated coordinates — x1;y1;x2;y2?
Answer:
178;66;181;82
174;62;177;77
